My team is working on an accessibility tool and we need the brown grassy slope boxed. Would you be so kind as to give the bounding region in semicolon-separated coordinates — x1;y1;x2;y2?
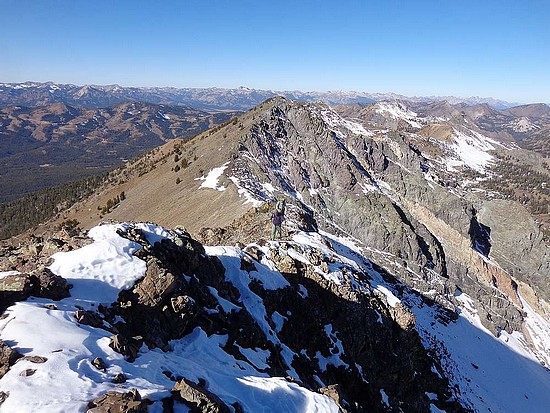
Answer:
51;102;275;237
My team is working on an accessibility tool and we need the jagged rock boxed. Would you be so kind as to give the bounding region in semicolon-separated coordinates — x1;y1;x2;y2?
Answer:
75;310;104;328
172;377;230;413
0;391;9;405
92;357;107;371
132;259;180;307
108;335;140;361
388;304;417;331
109;226;227;349
87;389;147;413
0;340;22;379
111;373;127;384
269;249;299;275
44;304;58;310
170;295;196;314
33;268;71;300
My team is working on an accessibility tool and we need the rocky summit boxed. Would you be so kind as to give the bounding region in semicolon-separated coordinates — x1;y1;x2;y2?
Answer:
1;97;550;412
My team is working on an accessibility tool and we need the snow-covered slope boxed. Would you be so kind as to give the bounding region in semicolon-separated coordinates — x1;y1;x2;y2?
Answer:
0;224;340;412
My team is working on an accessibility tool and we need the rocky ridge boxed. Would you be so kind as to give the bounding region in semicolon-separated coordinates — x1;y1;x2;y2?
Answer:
0;222;464;412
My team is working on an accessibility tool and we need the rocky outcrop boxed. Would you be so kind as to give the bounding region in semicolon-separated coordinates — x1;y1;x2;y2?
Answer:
262;240;461;412
71;222;464;412
104;226;229;350
87;389;148;413
0;340;22;379
0;268;71;311
172;378;232;413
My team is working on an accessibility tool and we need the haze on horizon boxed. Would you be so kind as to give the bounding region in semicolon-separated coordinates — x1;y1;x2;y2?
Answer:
1;0;549;104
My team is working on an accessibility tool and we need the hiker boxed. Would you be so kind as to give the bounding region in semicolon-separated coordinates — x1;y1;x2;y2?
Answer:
271;210;284;240
271;199;286;240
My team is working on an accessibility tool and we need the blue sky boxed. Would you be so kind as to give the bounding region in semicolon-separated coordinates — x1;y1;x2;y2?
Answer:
1;0;549;103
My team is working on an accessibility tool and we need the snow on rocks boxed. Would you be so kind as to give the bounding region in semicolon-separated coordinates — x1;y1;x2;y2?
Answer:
2;220;550;412
0;223;343;412
374;101;423;128
48;223;147;306
318;106;373;137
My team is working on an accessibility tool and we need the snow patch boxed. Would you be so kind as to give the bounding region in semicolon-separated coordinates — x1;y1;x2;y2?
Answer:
196;162;229;191
374;102;422;128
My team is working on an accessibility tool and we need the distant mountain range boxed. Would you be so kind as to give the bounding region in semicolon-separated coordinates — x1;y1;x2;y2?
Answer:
1;79;549;204
0;81;523;111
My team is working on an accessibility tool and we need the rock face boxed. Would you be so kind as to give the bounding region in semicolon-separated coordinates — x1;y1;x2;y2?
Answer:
210;97;548;336
478;199;550;300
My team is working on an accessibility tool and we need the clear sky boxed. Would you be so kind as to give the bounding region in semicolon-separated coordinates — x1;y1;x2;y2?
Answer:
1;0;549;103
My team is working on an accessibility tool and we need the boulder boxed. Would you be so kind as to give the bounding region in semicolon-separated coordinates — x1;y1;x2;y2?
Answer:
87;389;147;413
0;340;22;379
33;268;71;300
75;310;104;328
19;369;36;377
111;373;127;384
172;378;230;413
92;357;107;371
0;273;34;310
108;335;140;361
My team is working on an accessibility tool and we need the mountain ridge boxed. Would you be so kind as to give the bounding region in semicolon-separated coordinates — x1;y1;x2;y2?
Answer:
2;96;550;412
0;81;524;111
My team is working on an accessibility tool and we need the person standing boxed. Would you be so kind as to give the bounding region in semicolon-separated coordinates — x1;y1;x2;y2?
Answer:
271;199;286;240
